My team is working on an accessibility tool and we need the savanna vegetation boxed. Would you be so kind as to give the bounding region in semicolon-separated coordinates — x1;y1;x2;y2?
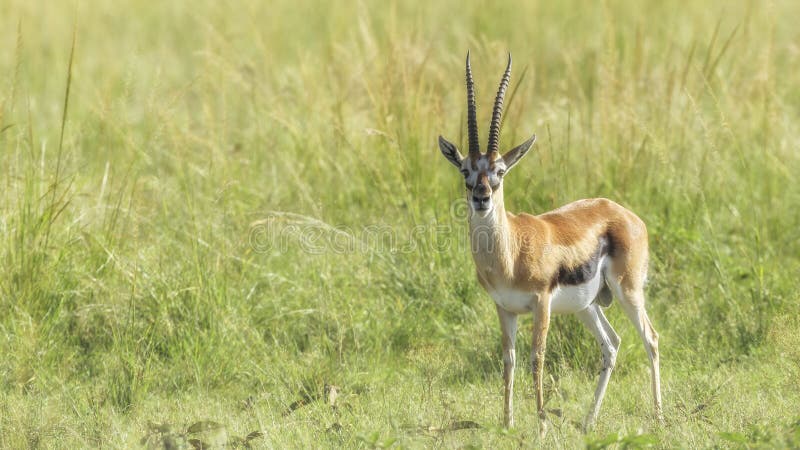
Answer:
1;0;799;447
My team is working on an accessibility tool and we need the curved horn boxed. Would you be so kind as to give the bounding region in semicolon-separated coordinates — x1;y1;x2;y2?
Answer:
487;53;512;156
465;51;480;157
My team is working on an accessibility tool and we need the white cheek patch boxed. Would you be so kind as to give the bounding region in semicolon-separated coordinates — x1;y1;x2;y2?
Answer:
491;162;506;185
461;160;478;186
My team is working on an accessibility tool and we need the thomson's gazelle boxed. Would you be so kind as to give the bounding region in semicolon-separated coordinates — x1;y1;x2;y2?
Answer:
438;52;662;433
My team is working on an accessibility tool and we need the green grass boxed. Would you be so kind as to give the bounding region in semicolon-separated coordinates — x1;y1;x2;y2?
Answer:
2;0;800;448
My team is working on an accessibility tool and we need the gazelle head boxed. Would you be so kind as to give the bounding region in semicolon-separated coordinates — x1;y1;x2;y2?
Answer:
439;52;537;218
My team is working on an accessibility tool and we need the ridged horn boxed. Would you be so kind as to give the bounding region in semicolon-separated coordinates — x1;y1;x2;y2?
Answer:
465;51;480;157
487;53;512;156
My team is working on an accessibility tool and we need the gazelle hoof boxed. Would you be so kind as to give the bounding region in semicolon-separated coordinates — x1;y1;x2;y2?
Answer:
582;416;597;433
538;419;548;439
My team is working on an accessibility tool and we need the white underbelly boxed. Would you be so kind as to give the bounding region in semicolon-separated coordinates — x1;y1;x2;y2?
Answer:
488;256;608;315
550;256;607;314
489;287;535;314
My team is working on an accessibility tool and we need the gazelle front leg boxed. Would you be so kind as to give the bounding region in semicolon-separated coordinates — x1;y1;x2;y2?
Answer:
531;297;551;437
496;305;519;427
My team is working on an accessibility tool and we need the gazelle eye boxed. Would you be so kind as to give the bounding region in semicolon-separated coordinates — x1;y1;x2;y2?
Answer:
460;170;469;177
497;169;506;177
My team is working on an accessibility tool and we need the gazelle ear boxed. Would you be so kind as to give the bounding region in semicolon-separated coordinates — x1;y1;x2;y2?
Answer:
438;135;464;168
502;133;536;171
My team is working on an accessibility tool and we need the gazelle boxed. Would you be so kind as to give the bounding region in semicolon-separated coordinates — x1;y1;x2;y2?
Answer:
437;52;662;433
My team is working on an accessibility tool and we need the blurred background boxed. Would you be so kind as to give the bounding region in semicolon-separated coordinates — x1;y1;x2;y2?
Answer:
1;0;799;447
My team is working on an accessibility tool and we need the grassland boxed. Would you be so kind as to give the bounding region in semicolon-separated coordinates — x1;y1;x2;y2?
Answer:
1;0;799;448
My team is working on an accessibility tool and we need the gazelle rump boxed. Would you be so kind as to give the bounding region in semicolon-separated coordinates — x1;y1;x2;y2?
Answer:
437;52;662;433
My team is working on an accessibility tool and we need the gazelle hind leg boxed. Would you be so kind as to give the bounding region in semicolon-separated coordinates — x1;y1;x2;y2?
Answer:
629;302;662;421
608;278;662;421
575;305;620;430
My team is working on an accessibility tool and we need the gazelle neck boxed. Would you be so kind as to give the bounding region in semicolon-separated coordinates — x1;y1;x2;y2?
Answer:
467;188;514;269
468;195;508;229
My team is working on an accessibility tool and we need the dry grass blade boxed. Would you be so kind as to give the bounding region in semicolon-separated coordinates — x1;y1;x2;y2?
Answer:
41;16;78;250
705;23;740;80
245;430;264;441
55;22;75;175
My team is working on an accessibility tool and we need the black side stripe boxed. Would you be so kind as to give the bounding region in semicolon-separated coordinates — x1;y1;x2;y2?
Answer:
555;235;612;287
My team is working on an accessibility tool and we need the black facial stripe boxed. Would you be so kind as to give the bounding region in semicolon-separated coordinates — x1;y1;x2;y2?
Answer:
554;235;612;287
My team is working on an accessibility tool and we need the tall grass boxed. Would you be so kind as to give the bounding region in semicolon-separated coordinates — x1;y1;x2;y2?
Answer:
1;0;799;447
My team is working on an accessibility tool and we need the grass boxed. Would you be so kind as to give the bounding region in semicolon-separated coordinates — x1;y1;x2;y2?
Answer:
1;0;800;447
